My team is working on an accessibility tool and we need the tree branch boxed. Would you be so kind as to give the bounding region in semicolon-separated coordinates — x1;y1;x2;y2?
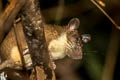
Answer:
21;0;56;79
0;0;26;44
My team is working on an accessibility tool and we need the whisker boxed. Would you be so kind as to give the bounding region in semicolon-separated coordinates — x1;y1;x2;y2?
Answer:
66;45;71;50
66;42;72;49
83;51;98;57
68;41;74;48
84;51;97;53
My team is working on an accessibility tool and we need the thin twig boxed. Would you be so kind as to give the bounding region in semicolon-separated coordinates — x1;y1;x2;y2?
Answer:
91;0;120;30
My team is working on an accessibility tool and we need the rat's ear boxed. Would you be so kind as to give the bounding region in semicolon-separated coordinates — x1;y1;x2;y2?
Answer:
67;18;80;31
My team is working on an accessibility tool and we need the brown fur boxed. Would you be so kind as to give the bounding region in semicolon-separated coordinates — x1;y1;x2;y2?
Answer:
44;24;66;44
44;18;83;60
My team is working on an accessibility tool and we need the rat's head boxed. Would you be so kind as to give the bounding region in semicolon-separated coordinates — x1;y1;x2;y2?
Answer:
65;18;91;59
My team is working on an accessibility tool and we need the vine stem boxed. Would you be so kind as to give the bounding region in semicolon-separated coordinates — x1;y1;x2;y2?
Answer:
91;0;120;30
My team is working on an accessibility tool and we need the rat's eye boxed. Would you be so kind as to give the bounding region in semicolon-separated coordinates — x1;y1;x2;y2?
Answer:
75;37;79;41
74;37;80;42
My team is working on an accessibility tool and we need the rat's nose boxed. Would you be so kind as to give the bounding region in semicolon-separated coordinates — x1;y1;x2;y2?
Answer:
81;34;91;43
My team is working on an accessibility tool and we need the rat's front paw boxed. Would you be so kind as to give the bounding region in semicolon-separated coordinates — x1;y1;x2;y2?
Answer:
49;61;56;70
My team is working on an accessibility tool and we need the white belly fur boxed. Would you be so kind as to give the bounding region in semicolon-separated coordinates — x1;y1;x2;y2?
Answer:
48;33;67;60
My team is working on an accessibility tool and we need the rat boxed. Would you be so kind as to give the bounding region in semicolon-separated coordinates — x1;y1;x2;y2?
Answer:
44;18;91;60
0;18;91;70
